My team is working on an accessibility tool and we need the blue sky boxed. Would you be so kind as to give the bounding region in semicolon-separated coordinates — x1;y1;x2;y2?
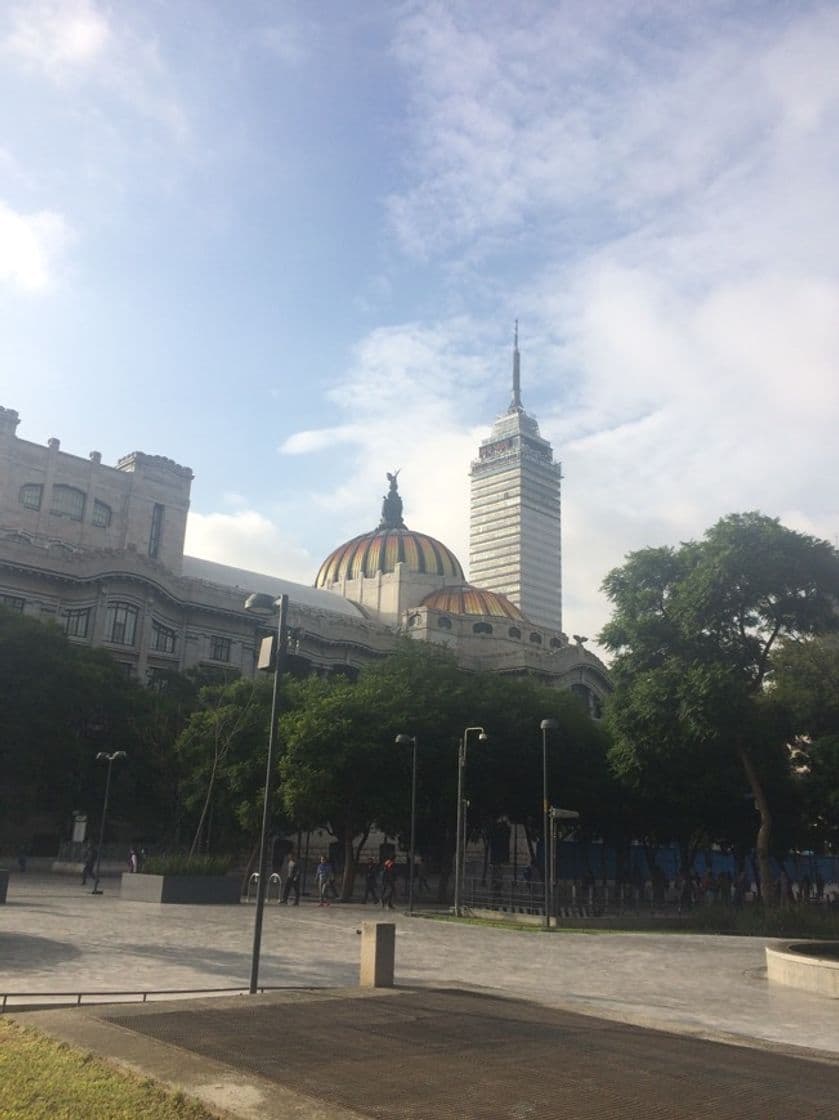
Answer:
2;1;838;650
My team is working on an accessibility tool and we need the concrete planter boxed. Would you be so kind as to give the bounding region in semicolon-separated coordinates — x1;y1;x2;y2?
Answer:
766;942;839;998
120;872;242;905
0;868;8;903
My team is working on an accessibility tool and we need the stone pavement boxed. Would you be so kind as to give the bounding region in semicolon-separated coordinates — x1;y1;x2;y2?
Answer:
3;872;839;1119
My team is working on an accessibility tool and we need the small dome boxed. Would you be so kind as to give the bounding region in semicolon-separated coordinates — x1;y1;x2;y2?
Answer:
421;584;525;620
316;527;464;587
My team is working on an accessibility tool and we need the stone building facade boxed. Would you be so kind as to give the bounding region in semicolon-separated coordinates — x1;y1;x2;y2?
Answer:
0;403;610;712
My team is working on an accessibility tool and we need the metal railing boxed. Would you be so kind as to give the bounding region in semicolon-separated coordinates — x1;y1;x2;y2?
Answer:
1;983;300;1013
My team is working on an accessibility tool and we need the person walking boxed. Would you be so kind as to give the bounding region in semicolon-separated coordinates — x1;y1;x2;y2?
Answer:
362;857;380;904
315;855;334;906
381;856;396;910
81;845;97;886
282;854;300;905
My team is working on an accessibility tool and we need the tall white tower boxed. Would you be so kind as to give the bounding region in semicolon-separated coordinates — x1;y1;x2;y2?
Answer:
469;328;563;631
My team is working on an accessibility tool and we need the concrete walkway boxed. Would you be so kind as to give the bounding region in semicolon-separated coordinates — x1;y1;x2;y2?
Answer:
2;872;838;1119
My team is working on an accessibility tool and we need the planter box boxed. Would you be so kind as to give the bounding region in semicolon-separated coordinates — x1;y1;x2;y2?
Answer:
0;869;8;904
120;872;242;905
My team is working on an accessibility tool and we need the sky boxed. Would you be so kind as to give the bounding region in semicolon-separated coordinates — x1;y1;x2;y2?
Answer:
2;0;838;656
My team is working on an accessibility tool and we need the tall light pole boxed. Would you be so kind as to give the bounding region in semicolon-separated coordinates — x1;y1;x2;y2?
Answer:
91;751;126;895
540;718;558;929
244;591;289;994
394;734;417;915
454;726;487;917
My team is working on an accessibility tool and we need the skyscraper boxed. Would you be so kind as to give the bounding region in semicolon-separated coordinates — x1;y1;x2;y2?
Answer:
469;329;563;631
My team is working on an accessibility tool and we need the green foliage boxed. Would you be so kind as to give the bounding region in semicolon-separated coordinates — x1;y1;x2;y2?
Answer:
141;854;233;876
601;513;839;881
173;676;276;854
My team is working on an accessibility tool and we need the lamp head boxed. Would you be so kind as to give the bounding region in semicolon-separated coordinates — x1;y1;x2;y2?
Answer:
540;718;559;732
395;733;414;746
244;592;278;614
478;731;488;742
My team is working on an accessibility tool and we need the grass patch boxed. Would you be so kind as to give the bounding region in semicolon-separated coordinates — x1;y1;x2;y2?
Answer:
0;1018;221;1120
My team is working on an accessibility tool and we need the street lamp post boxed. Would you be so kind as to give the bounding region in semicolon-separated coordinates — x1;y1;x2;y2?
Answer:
454;726;487;917
91;751;126;895
394;734;418;915
540;718;558;929
244;591;289;994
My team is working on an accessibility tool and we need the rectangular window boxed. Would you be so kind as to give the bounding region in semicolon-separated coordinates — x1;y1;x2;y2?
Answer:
50;484;86;521
0;594;25;612
92;500;112;528
209;635;231;662
151;620;177;654
65;608;90;637
19;483;43;511
106;602;138;646
149;503;164;559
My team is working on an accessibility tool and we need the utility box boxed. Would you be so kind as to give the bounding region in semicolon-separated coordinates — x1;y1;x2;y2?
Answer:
359;921;395;988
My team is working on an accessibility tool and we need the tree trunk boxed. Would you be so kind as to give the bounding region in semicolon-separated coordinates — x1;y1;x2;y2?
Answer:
738;745;774;907
341;825;356;901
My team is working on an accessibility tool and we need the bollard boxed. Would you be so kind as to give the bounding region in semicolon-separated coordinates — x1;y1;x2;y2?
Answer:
359;921;395;988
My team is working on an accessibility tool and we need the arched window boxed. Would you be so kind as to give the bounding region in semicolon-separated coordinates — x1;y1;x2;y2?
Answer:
437;616;452;630
92;500;112;528
529;632;543;645
508;626;521;639
19;483;42;511
51;484;85;521
550;637;563;649
472;622;493;635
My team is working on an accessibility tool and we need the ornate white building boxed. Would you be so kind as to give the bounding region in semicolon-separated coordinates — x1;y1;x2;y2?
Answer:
0;400;610;712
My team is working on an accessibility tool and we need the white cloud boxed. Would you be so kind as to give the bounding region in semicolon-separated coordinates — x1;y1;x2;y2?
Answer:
184;510;314;585
0;201;73;291
2;0;109;76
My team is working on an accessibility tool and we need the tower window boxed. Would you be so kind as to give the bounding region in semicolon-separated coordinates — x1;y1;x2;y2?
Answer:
149;503;164;559
19;483;43;511
437;616;452;631
529;632;543;645
508;626;521;639
473;622;493;635
50;484;85;521
549;637;563;649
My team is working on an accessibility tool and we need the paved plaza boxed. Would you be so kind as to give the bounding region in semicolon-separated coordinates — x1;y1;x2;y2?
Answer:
2;871;839;1118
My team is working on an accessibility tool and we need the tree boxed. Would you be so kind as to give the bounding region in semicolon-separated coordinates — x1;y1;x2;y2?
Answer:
174;676;274;854
0;607;147;846
772;637;839;852
601;513;839;901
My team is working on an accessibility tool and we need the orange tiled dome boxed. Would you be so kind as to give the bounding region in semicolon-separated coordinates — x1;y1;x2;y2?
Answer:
421;584;525;620
315;527;464;587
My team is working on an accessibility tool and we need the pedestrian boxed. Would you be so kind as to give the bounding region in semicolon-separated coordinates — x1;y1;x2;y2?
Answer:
315;855;333;906
81;845;97;886
128;847;139;873
381;856;396;910
415;856;431;895
282;853;300;905
362;857;379;904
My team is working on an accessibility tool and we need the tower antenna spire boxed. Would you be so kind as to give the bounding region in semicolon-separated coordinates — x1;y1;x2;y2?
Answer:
510;320;522;410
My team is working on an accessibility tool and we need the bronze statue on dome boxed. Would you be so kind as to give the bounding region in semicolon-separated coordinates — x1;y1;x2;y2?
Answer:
379;470;406;529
